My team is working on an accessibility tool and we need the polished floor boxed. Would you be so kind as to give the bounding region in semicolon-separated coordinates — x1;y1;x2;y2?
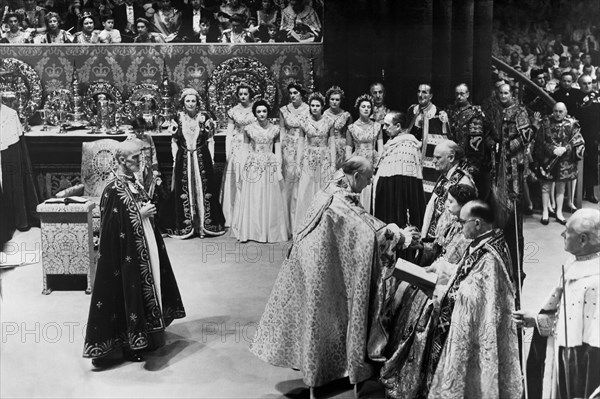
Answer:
0;201;596;398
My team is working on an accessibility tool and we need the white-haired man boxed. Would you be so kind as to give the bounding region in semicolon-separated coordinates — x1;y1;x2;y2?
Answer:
83;140;185;367
514;208;600;399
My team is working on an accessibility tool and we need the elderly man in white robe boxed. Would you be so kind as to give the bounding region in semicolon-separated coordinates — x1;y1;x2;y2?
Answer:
514;208;600;399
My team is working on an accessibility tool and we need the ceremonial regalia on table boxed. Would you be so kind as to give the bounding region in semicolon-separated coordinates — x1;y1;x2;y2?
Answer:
534;115;585;182
250;170;407;388
526;253;600;399
159;111;226;238
83;176;186;359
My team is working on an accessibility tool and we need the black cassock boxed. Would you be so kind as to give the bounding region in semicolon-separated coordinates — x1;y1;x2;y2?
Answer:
83;177;185;359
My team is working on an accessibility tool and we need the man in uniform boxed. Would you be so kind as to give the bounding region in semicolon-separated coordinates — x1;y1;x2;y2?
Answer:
446;83;487;195
486;83;534;288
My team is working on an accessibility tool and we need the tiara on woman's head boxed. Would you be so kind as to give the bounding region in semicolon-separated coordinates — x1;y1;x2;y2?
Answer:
325;85;344;100
354;93;373;109
307;91;325;105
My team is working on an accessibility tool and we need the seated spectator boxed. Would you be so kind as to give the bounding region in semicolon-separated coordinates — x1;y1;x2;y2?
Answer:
72;13;101;43
78;0;112;25
152;0;183;42
98;14;121;43
180;0;218;41
219;13;254;43
550;33;569;57
544;43;560;65
0;12;31;43
257;22;282;42
15;0;46;37
509;51;521;70
41;0;78;31
112;0;144;43
247;15;258;34
280;0;320;42
187;17;218;43
522;42;536;67
558;55;572;74
133;16;164;43
256;0;279;30
217;0;250;33
580;53;598;80
35;11;72;43
581;64;597;81
569;43;583;61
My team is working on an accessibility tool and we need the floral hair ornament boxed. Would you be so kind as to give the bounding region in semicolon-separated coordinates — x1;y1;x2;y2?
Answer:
325;85;344;101
354;93;373;109
307;91;326;106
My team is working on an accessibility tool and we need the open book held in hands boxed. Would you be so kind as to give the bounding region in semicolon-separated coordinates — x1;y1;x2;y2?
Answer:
393;258;438;297
44;196;88;205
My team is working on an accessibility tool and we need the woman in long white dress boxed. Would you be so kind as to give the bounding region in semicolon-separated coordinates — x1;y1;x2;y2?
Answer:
232;100;289;243
323;86;352;169
345;94;383;213
294;92;336;231
221;83;255;227
279;81;309;232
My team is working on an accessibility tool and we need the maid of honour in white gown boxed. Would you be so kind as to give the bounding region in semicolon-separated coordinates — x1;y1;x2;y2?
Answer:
232;99;290;242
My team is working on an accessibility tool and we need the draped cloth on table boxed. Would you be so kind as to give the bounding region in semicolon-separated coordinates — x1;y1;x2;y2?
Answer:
83;177;185;359
250;171;401;387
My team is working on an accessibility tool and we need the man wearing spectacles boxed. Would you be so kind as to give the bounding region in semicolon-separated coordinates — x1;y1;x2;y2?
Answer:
425;199;522;398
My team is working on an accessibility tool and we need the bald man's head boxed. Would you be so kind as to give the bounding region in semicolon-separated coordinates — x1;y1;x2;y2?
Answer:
115;140;142;174
433;140;464;173
553;102;568;120
498;83;513;105
562;208;600;256
342;156;373;193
